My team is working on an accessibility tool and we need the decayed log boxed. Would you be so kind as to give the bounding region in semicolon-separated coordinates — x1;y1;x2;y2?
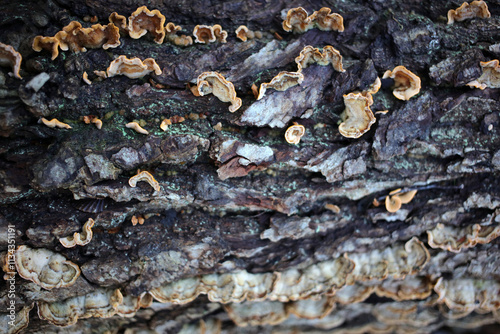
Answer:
1;0;500;333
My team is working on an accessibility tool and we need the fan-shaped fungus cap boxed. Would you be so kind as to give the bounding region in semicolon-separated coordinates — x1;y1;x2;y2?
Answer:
212;24;228;43
32;36;61;60
283;7;311;33
197;71;242;112
59;218;95;248
295;45;345;73
308;7;344;32
193;25;217;43
283;7;344;33
128;6;166;43
385;195;402;213
235;25;255;41
129;170;160;192
109;12;128;32
15;245;81;289
0;43;22;79
257;71;304;100
285;122;305;144
467;59;500;90
382;66;421;100
338;93;376;138
106;55;161;79
165;22;193;46
447;0;491;24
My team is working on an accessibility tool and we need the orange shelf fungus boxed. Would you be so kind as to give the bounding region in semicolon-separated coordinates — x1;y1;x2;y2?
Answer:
257;71;304;100
39;117;72;129
283;7;344;33
128;6;166;44
0;42;22;79
14;246;81;290
165;22;193;46
427;222;500;253
197;72;242;112
447;0;490;24
32;36;62;60
295;45;345;73
235;25;262;42
83;115;102;129
338;93;376;138
59;218;95;248
109;12;128;32
131;215;145;226
285;122;306;144
193;24;227;44
383;66;421;100
385;189;417;213
125;121;149;135
467;59;500;90
106;55;162;79
129;170;160;192
160;118;172;131
82;71;92;85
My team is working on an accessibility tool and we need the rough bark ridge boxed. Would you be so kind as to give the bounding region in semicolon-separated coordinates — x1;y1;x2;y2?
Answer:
1;0;500;333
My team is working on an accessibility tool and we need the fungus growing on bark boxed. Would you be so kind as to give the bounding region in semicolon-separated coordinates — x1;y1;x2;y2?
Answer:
63;23;121;52
128;6;166;43
83;115;102;129
283;7;344;33
125;121;149;134
225;301;288;326
382;66;421;100
235;25;261;41
0;42;22;79
338;92;376;138
106;55;162;79
165;22;193;46
385;189;418;212
15;246;80;290
447;1;491;24
375;276;434;301
32;36;62;60
109;12;128;33
131;215;145;226
295;45;345;73
160;118;172;131
59;218;95;248
285;122;305;144
466;59;500;89
287;297;336;319
193;25;227;44
116;292;151;317
39;117;72;129
257;71;304;100
197;72;242;112
37;288;123;326
82;71;91;85
128;170;160;192
427;222;500;252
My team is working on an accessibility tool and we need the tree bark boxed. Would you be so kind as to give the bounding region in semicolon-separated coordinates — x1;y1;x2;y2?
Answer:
1;0;500;333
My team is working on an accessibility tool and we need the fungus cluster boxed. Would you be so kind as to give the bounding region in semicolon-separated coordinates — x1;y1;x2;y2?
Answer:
283;7;344;33
447;0;491;24
384;189;418;213
382;66;421;100
193;25;227;44
0;42;22;79
33;21;120;60
82;115;102;129
467;59;500;89
235;26;263;42
427;222;500;252
295;45;345;73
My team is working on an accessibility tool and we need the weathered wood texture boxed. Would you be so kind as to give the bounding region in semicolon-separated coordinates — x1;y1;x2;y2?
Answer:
1;0;500;333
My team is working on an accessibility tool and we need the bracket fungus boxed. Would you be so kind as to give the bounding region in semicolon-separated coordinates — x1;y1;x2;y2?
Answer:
257;71;304;100
338;92;376;138
165;22;193;46
59;218;95;248
197;72;241;112
128;170;160;192
106;55;162;79
382;66;421;100
37;288;123;326
39;117;72;129
83;115;102;129
447;1;491;24
285;122;306;144
15;245;80;290
109;12;128;32
235;25;262;42
125;121;148;135
295;45;345;73
193;25;227;44
128;6;166;43
0;42;22;79
283;7;344;33
427;222;500;253
385;189;417;213
32;36;62;60
466;59;500;89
